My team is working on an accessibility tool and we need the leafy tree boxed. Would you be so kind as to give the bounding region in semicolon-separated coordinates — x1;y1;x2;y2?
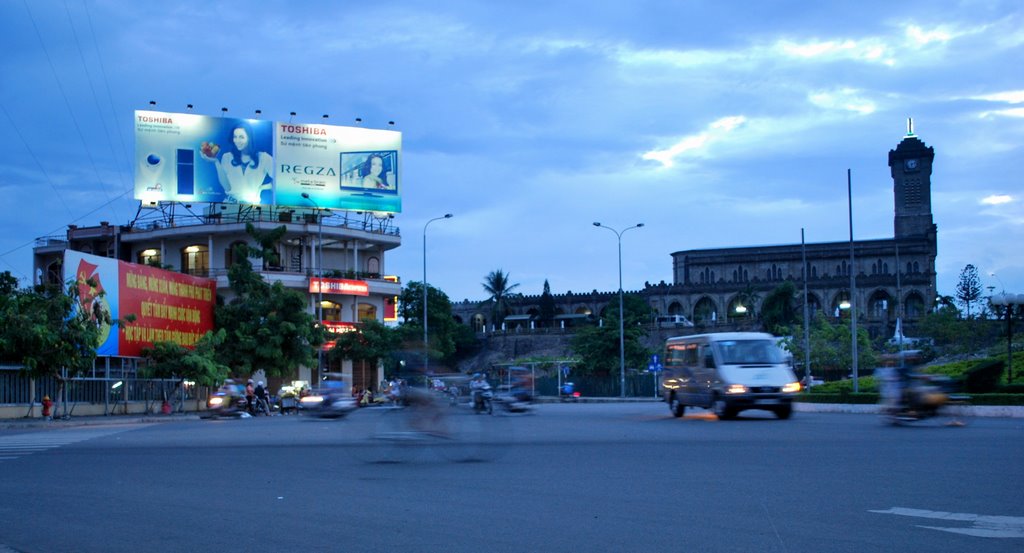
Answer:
0;276;110;416
398;281;463;363
956;264;982;319
480;269;520;327
780;313;877;382
215;227;322;379
140;330;231;405
538;279;556;328
329;318;402;386
760;282;798;334
571;294;652;376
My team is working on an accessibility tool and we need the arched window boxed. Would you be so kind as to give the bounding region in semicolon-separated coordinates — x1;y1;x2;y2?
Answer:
180;244;209;277
366;257;380;276
905;293;925;317
358;302;377;322
812;266;818;278
913;261;920;273
321;300;341;322
693;297;717;324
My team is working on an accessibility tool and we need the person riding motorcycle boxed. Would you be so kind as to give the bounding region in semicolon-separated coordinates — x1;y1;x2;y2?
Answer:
470;373;492;413
254;381;270;415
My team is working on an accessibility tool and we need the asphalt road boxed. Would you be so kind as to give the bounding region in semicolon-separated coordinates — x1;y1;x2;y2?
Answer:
1;404;1021;552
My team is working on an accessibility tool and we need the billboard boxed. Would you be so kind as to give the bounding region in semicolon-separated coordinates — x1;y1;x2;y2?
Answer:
275;123;402;213
134;111;275;205
65;250;217;357
134;111;402;213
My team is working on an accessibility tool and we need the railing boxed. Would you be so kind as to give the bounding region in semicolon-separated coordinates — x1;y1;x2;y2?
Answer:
130;205;400;237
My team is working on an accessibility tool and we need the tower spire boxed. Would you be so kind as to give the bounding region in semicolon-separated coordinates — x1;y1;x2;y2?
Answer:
907;117;914;136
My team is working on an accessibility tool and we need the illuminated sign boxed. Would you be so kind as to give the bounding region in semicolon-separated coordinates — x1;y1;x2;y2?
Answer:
321;320;359;351
134;110;402;213
384;275;399;321
309;277;369;296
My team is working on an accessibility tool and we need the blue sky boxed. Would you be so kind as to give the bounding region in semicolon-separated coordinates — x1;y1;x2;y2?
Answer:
1;0;1022;304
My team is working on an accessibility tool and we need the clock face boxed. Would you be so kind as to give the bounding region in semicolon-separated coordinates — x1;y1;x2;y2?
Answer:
904;158;919;170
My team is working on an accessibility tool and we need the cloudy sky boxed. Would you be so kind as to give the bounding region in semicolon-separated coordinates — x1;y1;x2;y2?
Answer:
1;0;1022;304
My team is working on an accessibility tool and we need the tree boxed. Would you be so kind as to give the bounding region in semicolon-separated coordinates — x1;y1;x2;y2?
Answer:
329;318;402;386
780;313;877;382
398;281;464;364
571;294;652;376
760;282;798;334
0;275;111;416
215;227;322;379
538;279;556;328
140;330;231;407
956;264;982;319
480;269;520;327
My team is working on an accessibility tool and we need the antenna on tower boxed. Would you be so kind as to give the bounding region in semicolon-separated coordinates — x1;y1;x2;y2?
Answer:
907;117;914;136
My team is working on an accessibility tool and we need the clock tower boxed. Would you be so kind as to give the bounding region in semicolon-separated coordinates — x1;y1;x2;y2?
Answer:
888;120;936;239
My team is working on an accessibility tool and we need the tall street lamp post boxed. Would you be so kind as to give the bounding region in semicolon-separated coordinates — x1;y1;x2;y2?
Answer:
423;214;453;379
990;292;1023;384
301;193;324;382
593;222;644;398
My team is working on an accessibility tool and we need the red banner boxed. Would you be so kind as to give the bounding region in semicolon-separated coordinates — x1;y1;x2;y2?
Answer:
119;263;217;357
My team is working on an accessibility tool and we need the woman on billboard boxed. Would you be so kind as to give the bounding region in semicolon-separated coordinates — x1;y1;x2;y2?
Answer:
360;153;394;190
200;121;273;203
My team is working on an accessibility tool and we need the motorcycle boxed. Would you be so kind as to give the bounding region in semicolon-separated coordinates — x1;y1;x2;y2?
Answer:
881;373;967;425
494;391;534;413
472;387;494;415
560;382;580;402
298;388;358;418
204;393;247;419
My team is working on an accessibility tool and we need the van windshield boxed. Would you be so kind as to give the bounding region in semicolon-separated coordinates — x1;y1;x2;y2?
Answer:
713;340;786;365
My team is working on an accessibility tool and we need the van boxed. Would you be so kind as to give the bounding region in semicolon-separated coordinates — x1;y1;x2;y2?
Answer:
660;332;801;420
656;314;694;328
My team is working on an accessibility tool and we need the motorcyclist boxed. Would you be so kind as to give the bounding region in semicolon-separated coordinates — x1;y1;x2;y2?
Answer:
245;379;255;413
470;373;491;413
254;381;270;415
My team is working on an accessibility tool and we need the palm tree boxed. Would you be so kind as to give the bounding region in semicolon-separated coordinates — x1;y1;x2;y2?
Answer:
481;269;520;327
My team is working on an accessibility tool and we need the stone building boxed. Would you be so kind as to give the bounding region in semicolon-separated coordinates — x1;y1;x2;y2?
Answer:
453;130;938;338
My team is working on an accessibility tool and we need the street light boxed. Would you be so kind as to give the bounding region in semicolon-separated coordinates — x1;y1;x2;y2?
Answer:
423;214;453;379
990;292;1023;384
593;222;644;398
301;192;324;382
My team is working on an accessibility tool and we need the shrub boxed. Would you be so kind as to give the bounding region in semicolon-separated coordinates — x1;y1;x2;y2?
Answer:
963;360;1004;393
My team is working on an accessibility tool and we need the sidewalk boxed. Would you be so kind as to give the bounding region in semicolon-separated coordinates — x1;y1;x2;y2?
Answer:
0;413;201;430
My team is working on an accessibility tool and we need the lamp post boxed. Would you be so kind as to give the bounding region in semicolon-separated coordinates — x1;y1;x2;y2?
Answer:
847;168;859;392
593;222;644;398
301;193;324;382
423;214;453;379
990;292;1023;384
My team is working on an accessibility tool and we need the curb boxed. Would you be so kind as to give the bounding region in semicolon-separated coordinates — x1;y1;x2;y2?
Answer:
0;414;201;430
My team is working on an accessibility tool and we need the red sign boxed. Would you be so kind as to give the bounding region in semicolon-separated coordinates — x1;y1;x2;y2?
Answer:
384;275;399;321
321;320;359;350
118;262;217;357
309;277;369;296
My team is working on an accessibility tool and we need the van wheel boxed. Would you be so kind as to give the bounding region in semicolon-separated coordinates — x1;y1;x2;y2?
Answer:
774;404;793;420
669;395;685;418
713;396;735;420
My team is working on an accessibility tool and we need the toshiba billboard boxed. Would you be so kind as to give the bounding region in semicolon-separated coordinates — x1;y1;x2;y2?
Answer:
134;110;401;213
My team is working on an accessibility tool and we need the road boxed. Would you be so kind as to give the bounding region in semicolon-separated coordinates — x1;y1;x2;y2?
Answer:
0;403;1021;552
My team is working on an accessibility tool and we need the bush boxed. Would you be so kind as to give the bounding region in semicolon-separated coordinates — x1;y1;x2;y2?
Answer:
963;360;1004;393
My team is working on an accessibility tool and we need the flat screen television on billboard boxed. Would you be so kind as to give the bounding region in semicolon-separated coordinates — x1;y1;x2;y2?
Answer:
339;150;399;197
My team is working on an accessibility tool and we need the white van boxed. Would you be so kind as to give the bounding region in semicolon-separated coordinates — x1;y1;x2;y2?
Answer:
660;332;801;420
656;314;695;328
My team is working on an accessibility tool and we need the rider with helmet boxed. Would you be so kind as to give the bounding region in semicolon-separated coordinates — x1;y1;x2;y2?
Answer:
470;373;492;413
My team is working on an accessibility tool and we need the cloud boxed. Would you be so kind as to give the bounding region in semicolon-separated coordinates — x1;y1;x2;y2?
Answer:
971;90;1024;103
808;88;877;114
640;116;747;167
981;195;1013;205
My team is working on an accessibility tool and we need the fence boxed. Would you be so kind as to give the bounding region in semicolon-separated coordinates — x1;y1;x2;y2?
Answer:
535;374;662;399
0;366;209;418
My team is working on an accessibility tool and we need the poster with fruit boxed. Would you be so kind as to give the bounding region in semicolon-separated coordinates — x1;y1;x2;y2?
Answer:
134;110;274;204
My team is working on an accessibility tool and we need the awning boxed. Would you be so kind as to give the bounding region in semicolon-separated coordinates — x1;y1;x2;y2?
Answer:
554;314;591;320
504;314;534;321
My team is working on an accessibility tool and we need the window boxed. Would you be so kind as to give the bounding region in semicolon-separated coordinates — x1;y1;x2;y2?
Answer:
225;241;248;269
180;245;209;277
366;257;380;276
137;248;161;268
358;302;377;321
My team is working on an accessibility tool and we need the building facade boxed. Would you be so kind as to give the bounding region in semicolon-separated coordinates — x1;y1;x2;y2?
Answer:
454;132;938;338
33;203;402;390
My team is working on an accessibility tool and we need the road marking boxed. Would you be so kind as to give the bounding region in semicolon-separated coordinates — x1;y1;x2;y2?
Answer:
870;507;1024;538
0;426;142;463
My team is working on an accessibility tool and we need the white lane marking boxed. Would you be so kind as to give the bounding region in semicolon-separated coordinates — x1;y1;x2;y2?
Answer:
870;507;1024;538
0;426;143;462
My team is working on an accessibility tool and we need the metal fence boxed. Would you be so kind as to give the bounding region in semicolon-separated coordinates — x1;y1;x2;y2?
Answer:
535;374;662;399
0;366;208;415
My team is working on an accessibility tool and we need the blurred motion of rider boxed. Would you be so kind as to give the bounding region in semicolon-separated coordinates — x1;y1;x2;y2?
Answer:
245;379;255;413
470;373;491;412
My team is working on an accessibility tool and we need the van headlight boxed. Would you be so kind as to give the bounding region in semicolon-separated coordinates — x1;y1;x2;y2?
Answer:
726;384;748;394
782;382;801;393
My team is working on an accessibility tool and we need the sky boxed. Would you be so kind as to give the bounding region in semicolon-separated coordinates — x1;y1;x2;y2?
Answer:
1;0;1022;305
